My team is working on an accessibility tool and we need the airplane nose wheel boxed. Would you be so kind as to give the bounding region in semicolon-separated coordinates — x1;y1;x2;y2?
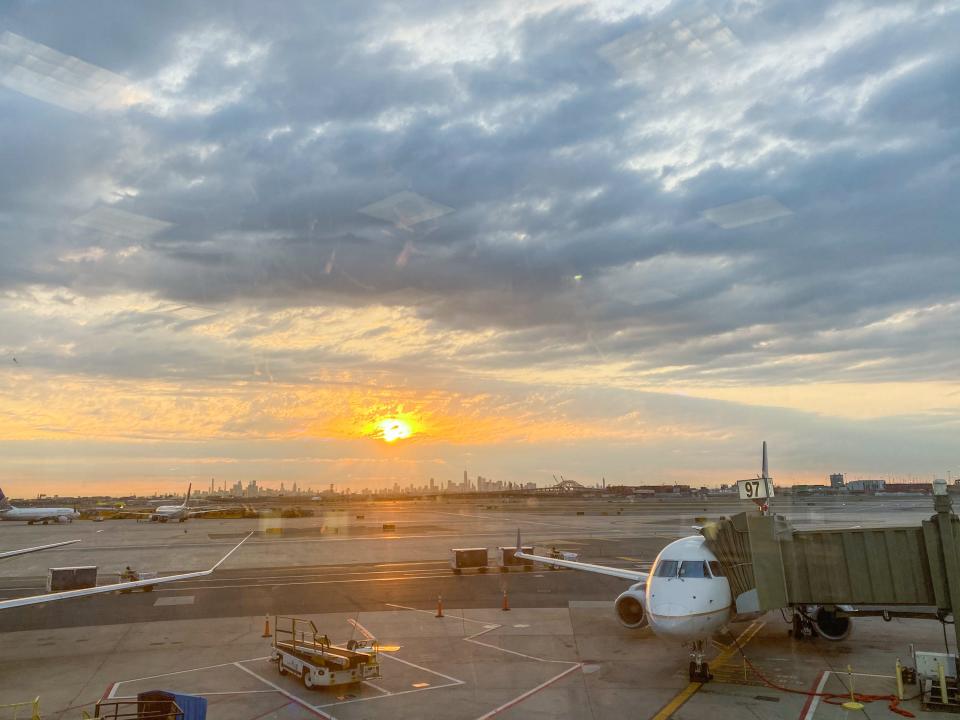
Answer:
688;640;712;682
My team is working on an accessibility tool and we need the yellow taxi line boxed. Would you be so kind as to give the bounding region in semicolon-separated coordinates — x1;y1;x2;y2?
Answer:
650;621;765;720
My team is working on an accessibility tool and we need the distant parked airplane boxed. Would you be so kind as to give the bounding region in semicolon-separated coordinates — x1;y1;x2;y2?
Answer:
0;488;80;524
132;483;233;522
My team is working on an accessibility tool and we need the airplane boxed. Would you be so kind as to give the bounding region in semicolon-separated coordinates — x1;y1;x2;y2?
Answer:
514;442;852;683
133;484;232;522
0;532;252;611
0;539;81;560
0;488;80;525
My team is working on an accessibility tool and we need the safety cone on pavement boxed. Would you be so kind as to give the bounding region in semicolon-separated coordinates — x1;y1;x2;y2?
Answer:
436;594;444;618
262;614;272;637
502;590;510;611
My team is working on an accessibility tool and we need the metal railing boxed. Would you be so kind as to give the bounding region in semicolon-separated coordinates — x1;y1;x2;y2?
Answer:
93;699;183;720
0;697;40;720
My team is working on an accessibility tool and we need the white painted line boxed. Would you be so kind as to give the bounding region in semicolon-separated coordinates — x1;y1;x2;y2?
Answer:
474;662;583;719
232;661;336;719
380;652;466;685
362;679;391;695
115;658;269;685
384;602;501;627
465;632;572;665
802;670;830;720
153;595;195;606
174;690;278;696
315;681;462;709
160;571;453;592
181;566;451;584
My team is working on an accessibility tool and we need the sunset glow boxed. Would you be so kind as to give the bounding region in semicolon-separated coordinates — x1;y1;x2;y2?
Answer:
378;418;413;443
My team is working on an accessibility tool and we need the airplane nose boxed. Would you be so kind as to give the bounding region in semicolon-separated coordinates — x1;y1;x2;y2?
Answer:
651;602;690;617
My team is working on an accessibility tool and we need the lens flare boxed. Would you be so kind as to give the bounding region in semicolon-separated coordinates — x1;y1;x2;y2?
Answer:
378;418;412;442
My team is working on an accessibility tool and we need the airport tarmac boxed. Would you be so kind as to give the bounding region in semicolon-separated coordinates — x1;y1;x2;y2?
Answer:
0;495;954;719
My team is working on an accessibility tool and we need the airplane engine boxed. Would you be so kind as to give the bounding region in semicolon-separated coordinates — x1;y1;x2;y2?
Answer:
614;589;648;629
812;606;852;640
56;515;71;524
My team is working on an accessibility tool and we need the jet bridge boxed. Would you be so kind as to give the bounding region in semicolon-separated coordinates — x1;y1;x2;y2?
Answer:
702;483;960;648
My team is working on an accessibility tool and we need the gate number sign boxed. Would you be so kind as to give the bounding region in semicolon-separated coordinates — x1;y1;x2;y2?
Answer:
738;477;774;501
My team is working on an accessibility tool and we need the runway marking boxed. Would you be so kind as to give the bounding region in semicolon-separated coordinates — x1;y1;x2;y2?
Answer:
465;624;574;665
361;679;390;695
380;651;467;685
387;599;584;717
650;621;765;720
158;570;457;592
427;510;562;527
110;690;277;697
153;595;194;606
799;670;896;720
183;564;450;583
113;657;269;685
233;661;336;719
799;670;828;720
385;602;498;626
315;680;463;709
474;662;584;719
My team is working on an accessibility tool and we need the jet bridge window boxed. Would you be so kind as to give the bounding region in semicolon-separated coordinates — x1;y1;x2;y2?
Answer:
678;560;709;578
654;560;679;577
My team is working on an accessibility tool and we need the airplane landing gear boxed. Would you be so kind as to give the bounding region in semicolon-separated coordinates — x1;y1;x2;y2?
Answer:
790;608;816;639
688;640;712;682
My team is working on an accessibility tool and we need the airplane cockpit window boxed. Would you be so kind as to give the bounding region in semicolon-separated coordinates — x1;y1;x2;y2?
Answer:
708;561;725;578
655;560;680;578
678;561;709;579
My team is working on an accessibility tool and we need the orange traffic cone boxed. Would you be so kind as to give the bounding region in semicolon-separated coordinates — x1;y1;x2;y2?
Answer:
262;614;272;637
436;594;444;618
502;590;510;611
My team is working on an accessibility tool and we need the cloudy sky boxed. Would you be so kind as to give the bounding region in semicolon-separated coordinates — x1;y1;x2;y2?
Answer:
1;0;958;497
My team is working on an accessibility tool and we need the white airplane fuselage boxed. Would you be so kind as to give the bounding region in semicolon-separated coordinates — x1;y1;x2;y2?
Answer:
626;535;734;641
0;506;80;524
151;505;187;521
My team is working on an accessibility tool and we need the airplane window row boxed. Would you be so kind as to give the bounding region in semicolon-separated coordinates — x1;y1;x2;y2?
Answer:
653;560;726;578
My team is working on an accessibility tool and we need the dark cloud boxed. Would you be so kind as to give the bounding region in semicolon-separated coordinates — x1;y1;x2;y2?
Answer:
1;0;958;391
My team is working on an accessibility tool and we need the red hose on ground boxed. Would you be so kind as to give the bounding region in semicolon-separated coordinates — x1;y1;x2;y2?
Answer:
725;634;917;718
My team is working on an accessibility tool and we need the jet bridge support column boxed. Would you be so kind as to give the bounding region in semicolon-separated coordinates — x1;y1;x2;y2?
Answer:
932;481;960;656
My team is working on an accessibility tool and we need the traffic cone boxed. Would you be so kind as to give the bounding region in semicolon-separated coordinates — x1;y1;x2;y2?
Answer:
262;614;272;637
502;590;510;611
436;594;444;618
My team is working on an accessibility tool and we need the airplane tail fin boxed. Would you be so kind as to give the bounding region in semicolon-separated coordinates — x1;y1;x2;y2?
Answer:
184;483;192;508
516;528;521;549
761;441;769;479
0;488;11;510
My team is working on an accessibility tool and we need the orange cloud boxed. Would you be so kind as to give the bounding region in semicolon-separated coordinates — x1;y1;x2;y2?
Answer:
0;369;713;445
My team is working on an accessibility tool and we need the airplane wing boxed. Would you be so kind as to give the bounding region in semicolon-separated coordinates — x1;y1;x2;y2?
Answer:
514;549;648;582
0;539;81;560
183;506;239;517
0;531;252;611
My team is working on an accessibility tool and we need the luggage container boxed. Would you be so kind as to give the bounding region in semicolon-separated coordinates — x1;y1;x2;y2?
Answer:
498;546;534;571
450;548;488;574
46;566;97;592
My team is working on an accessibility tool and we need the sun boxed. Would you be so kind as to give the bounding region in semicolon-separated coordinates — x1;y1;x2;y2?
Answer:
378;418;412;442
